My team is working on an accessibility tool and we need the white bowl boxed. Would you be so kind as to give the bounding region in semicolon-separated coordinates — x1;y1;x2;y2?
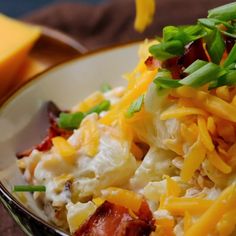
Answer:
0;42;139;235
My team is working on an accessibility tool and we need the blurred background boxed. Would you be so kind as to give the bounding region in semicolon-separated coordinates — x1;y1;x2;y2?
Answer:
1;0;230;51
0;0;104;17
0;0;233;51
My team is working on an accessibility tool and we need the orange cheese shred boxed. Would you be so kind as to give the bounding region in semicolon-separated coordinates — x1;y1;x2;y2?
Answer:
164;197;213;216
184;211;192;233
100;70;157;125
134;0;155;32
160;107;208;121
174;86;236;122
197;116;214;152
207;150;232;174
101;187;143;213
180;136;206;182
186;184;236;236
165;176;181;197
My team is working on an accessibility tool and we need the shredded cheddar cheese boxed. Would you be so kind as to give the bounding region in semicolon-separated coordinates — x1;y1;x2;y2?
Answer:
52;137;76;164
135;0;155;32
165;175;181;197
180;136;206;182
102;187;143;213
79;117;100;157
160;107;208;121
73;91;104;113
186;184;236;236
207;150;232;174
164;197;213;216
184;211;192;233
100;69;157;125
197;116;214;152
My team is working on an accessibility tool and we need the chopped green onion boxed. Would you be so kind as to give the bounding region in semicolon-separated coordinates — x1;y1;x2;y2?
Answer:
149;40;184;61
85;100;110;115
208;70;236;89
154;77;181;89
182;25;206;43
58;112;84;130
149;44;174;61
156;68;172;78
208;75;227;90
180;62;223;87
198;18;233;30
163;26;180;42
58;100;110;130
163;25;205;45
126;95;144;118
198;18;216;29
224;44;236;68
208;2;236;21
221;30;236;39
101;83;112;93
13;185;46;192
164;40;185;55
226;63;236;70
184;60;208;74
224;70;236;85
206;29;225;64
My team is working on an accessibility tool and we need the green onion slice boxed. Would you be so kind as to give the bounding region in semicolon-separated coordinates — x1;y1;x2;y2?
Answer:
13;185;46;192
206;29;225;64
163;25;206;45
198;18;233;30
126;95;144;118
184;60;208;74
154;77;181;89
208;2;236;21
149;40;184;61
58;112;84;130
224;70;236;85
221;30;236;39
180;62;224;87
85;100;110;115
224;44;236;68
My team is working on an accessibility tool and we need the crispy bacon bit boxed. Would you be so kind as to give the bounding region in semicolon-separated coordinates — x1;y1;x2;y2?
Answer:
16;101;72;159
225;36;236;54
138;200;153;223
47;101;62;123
163;39;209;80
74;201;155;236
145;56;161;70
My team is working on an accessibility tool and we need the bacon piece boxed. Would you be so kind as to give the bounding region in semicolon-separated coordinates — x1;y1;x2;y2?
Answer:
138;200;153;223
225;36;236;54
145;56;161;70
74;201;155;236
163;39;209;80
16;101;72;159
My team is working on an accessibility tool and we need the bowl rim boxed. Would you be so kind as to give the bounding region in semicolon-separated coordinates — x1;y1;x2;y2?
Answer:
0;40;141;235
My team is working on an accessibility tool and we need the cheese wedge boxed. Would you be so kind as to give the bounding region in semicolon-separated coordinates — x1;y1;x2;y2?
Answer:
0;14;41;97
16;57;46;85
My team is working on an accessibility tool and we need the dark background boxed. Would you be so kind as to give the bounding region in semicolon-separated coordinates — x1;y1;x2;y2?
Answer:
0;0;104;17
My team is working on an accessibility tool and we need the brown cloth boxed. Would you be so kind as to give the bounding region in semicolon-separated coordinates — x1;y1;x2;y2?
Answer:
0;0;233;235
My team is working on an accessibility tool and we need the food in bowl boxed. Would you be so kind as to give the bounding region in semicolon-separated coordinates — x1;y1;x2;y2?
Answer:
16;2;236;236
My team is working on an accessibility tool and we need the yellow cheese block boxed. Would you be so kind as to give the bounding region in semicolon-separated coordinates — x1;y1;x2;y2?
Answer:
16;57;47;85
0;14;41;97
